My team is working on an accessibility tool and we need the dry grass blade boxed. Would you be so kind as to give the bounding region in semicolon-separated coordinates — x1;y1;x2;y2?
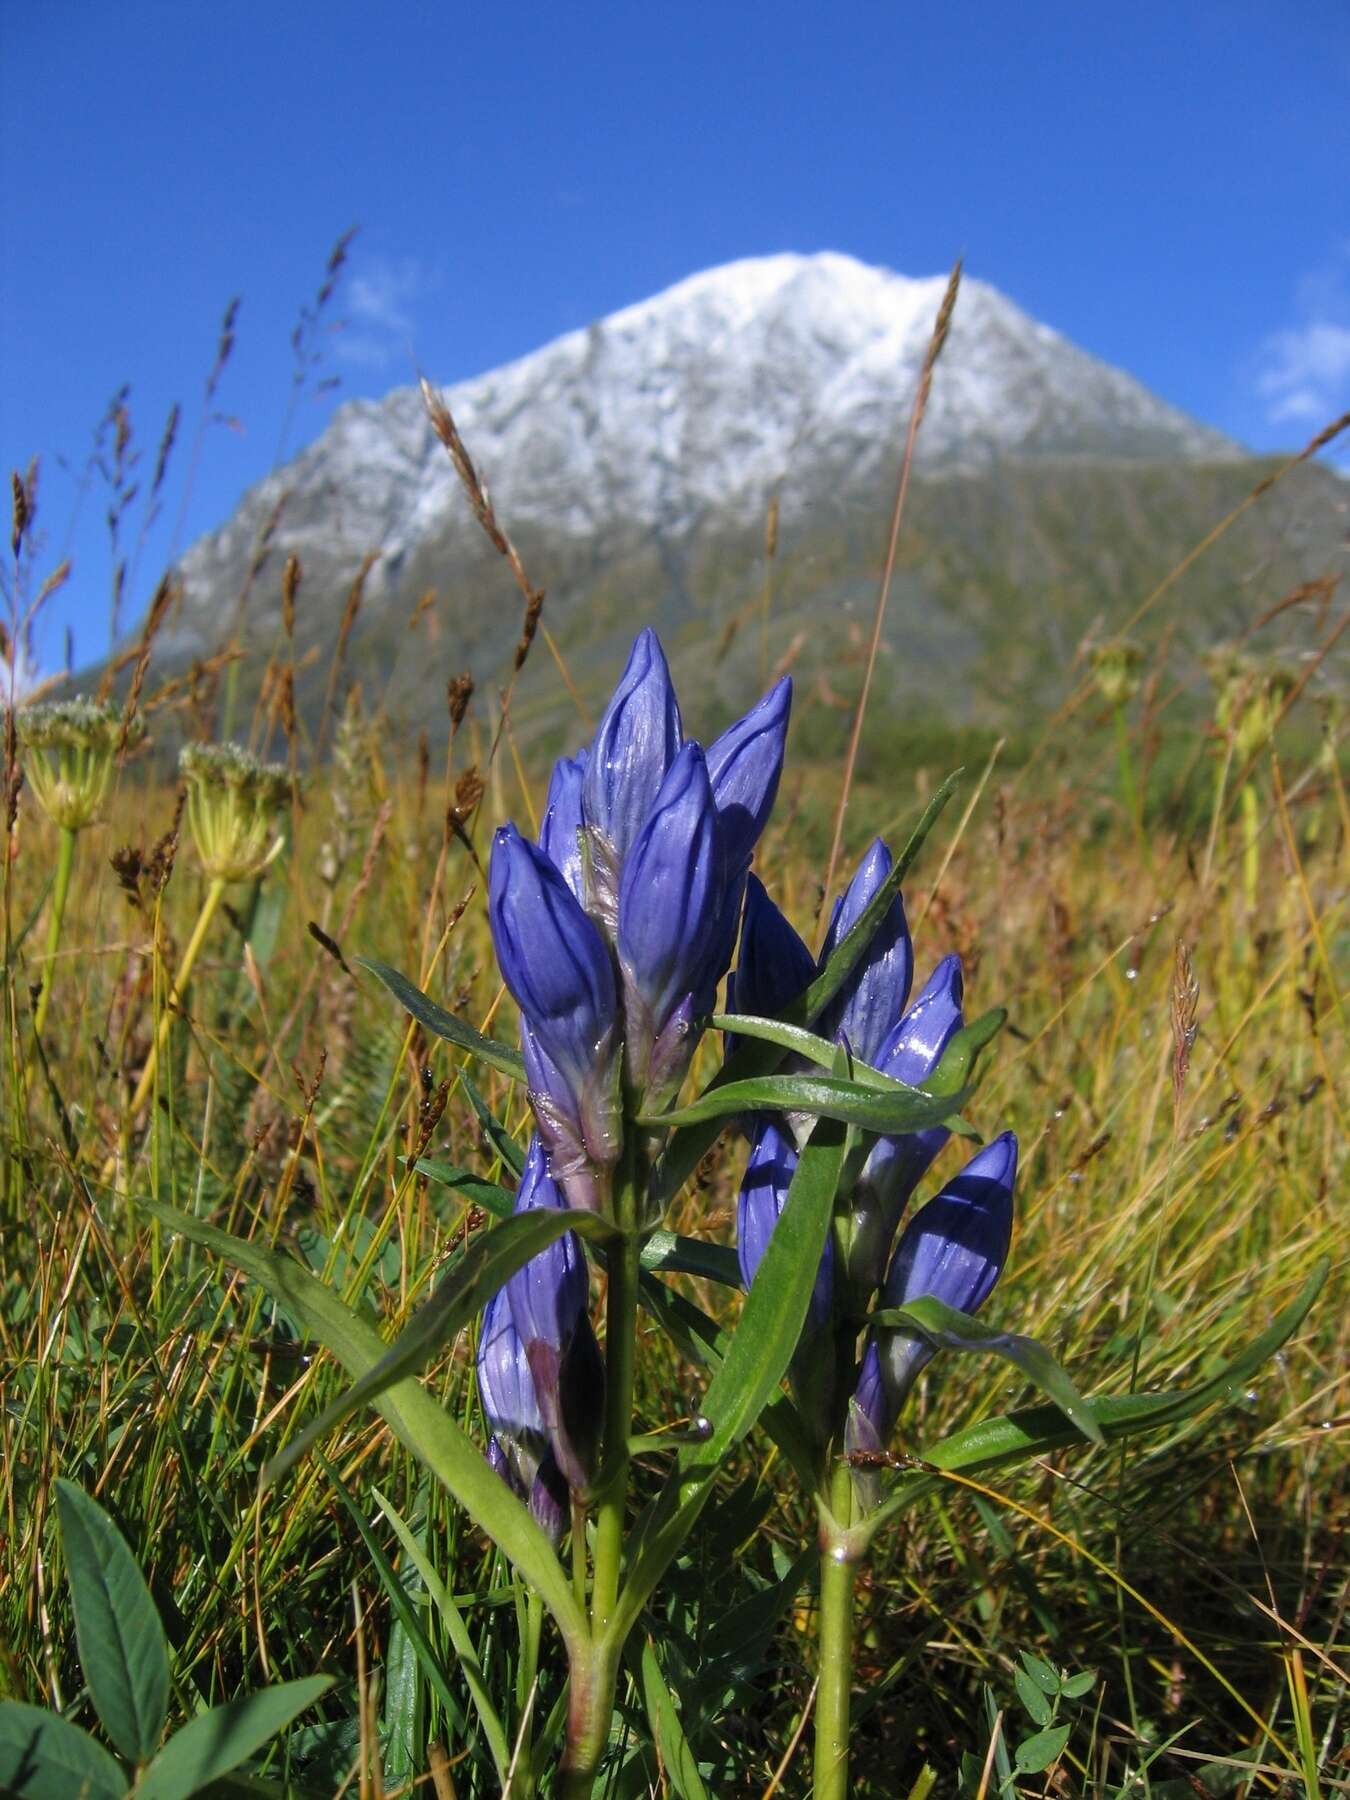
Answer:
1171;940;1200;1113
820;259;962;921
419;374;547;757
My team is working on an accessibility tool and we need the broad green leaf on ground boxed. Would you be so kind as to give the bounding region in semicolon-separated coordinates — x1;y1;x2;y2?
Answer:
359;957;525;1080
641;1641;710;1800
869;1296;1105;1446
265;1205;608;1486
0;1703;126;1800
55;1476;170;1764
615;1122;847;1643
863;1258;1329;1537
142;1198;585;1645
135;1677;333;1800
640;1071;972;1134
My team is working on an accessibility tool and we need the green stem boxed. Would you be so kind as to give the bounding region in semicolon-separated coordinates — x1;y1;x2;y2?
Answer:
1112;702;1146;860
33;824;76;1041
1240;778;1260;920
560;1152;643;1794
814;1458;860;1799
126;874;227;1120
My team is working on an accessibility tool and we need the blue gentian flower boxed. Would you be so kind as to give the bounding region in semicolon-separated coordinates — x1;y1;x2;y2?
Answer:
704;675;792;874
538;749;587;903
506;1138;604;1490
728;875;816;1023
476;1288;569;1543
844;955;965;1294
581;628;683;872
489;824;621;1212
617;742;726;1096
848;1130;1017;1475
816;838;913;1062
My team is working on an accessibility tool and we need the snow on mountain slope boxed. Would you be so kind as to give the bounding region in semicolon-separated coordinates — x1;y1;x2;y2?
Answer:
172;251;1240;643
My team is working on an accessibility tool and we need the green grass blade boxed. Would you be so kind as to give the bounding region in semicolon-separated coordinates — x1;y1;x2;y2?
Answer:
640;1640;710;1800
359;956;525;1080
372;1486;512;1780
0;1703;126;1800
134;1676;333;1800
142;1197;587;1647
54;1476;170;1765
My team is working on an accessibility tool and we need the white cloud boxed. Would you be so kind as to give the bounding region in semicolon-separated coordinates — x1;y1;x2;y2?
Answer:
337;253;438;370
1253;245;1350;433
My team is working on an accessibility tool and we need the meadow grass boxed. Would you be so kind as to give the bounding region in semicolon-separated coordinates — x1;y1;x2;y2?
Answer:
1;624;1344;1795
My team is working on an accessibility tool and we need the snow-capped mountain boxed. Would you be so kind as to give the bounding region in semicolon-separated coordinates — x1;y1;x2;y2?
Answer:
172;253;1238;640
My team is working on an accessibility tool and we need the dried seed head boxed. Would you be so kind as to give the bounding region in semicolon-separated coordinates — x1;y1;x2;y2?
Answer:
1171;941;1200;1112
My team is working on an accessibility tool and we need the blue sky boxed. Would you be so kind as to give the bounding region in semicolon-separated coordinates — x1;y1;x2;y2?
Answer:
2;0;1348;677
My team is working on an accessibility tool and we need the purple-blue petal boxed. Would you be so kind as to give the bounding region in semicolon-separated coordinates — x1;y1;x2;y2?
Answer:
617;742;724;1032
736;1118;832;1333
489;823;617;1098
538;750;588;900
729;875;815;1022
817;838;913;1063
581;628;683;859
704;675;791;873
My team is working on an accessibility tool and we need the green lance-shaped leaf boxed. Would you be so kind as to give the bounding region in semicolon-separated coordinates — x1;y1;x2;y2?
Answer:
410;1162;742;1286
54;1476;170;1764
862;1258;1329;1539
868;1296;1105;1448
0;1703;126;1800
264;1204;609;1487
134;1676;333;1800
613;1121;847;1647
359;956;525;1080
640;1071;973;1134
640;1641;711;1800
141;1197;586;1649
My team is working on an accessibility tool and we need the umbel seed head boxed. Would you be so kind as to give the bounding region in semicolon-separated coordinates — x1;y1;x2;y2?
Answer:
1089;638;1143;708
179;742;291;882
13;698;141;830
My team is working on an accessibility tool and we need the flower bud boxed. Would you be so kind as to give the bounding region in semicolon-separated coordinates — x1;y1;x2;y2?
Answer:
704;675;791;873
817;839;913;1062
617;742;725;1093
476;1288;568;1543
489;825;622;1212
728;875;815;1022
538;749;587;901
506;1139;604;1491
582;627;682;871
14;699;140;832
737;1118;836;1443
179;742;290;882
844;956;965;1296
851;1130;1017;1461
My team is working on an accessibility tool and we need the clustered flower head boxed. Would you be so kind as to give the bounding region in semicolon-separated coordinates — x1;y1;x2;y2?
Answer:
1206;645;1297;762
179;742;292;882
733;848;1018;1497
1089;637;1143;709
488;627;791;1221
479;626;1017;1520
13;698;141;831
